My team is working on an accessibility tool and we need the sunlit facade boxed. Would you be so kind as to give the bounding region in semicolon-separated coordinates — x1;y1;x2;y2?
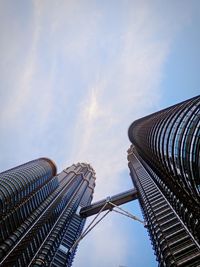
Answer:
128;96;200;266
0;158;95;267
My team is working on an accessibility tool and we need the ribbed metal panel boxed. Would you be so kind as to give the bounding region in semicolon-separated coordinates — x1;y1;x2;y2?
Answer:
128;95;200;242
128;95;200;202
0;161;96;267
30;163;96;267
128;147;200;267
0;158;57;216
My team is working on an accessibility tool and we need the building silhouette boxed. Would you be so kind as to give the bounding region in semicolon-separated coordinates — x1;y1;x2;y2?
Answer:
1;96;200;267
128;95;200;266
0;158;95;267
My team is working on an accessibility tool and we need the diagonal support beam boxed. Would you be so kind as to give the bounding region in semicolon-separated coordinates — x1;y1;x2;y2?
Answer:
80;188;138;218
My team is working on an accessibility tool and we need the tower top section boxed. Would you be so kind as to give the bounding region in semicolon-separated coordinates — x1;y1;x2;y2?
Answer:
128;95;200;203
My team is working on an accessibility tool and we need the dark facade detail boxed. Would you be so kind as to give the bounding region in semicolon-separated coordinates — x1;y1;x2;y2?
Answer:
0;159;95;267
128;96;200;267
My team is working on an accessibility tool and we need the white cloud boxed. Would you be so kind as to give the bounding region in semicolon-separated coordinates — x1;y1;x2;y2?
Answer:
69;3;170;199
67;2;196;266
0;0;198;266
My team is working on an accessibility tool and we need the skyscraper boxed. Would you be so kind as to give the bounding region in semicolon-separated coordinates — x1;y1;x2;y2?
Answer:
128;96;200;266
0;158;95;267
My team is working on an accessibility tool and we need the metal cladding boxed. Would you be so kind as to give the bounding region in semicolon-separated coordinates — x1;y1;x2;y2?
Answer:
0;160;96;267
0;158;56;216
128;95;200;204
128;95;200;267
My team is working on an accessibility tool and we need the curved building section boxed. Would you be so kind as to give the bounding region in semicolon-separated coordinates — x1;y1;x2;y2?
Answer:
128;96;200;204
128;96;200;266
0;158;57;216
0;161;96;267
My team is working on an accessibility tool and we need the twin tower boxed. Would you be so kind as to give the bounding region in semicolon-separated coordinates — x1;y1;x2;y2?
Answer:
0;95;200;267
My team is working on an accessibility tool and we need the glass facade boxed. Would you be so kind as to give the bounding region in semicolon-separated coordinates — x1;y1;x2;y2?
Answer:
0;159;95;267
128;96;200;266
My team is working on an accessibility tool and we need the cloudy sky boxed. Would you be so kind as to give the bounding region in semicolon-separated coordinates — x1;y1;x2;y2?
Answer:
0;1;199;267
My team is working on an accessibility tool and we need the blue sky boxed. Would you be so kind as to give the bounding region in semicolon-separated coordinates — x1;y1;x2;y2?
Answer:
0;1;200;267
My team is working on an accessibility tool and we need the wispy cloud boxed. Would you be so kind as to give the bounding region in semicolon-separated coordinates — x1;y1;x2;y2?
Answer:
0;1;42;123
0;0;198;266
69;2;170;199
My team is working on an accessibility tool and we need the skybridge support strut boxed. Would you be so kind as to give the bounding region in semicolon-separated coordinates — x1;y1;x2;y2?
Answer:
80;188;138;218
